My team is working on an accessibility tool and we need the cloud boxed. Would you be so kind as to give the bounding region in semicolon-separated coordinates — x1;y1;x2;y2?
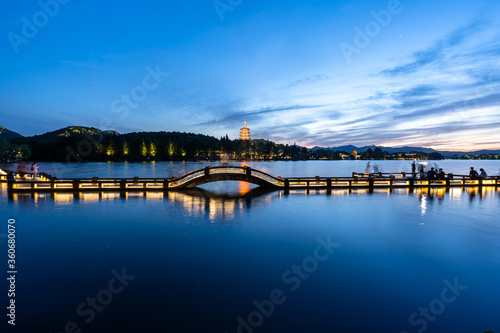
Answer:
380;20;483;77
392;85;437;99
283;74;330;88
391;91;500;121
194;103;335;126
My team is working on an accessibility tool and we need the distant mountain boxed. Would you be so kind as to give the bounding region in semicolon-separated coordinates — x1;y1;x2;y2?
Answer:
438;149;500;157
311;145;500;157
0;126;23;140
311;145;438;154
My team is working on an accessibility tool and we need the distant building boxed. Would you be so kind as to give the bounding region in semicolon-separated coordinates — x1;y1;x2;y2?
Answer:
339;153;350;160
239;121;251;140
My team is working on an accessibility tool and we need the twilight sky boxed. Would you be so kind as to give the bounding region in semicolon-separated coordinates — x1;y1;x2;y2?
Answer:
1;0;500;150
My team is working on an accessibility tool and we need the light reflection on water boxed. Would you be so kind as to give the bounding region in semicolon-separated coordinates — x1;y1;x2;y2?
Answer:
1;161;500;332
5;185;499;221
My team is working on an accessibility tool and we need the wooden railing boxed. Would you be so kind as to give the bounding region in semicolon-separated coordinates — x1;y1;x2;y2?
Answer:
2;167;500;193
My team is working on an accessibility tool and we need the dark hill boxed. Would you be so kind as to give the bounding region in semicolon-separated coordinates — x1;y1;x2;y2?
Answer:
0;126;23;140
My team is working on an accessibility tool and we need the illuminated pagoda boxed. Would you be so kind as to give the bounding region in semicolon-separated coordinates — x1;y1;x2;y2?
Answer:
239;121;251;140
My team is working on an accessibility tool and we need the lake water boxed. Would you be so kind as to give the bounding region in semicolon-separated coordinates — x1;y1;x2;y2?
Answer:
1;160;500;333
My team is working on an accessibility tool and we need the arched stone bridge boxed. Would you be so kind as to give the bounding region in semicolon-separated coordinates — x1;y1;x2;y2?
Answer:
168;166;284;189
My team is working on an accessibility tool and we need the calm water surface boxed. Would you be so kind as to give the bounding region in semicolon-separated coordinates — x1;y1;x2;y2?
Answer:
1;161;500;333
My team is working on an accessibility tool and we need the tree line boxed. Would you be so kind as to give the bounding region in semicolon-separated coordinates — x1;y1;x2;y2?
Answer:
2;126;446;162
451;154;500;160
0;136;31;161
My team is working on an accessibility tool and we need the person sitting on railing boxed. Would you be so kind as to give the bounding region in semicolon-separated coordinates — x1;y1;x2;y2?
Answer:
437;168;446;180
478;168;488;179
469;167;479;179
427;167;437;180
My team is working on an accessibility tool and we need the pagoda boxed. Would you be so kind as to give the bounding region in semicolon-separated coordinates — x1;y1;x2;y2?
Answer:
239;121;251;140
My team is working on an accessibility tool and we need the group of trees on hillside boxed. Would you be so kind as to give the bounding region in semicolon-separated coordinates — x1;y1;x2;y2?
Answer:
0;127;447;162
0;136;31;161
451;153;500;160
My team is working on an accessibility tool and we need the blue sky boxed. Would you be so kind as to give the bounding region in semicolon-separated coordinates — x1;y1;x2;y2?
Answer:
1;0;500;150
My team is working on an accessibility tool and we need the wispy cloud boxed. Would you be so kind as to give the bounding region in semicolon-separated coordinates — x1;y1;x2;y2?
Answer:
283;74;330;88
381;20;483;77
194;104;335;126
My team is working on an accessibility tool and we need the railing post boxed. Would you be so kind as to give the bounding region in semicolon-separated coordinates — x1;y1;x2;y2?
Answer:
7;174;14;191
120;179;126;190
204;166;210;176
246;167;251;176
326;178;331;188
163;179;169;190
368;177;374;188
284;179;289;189
73;180;80;191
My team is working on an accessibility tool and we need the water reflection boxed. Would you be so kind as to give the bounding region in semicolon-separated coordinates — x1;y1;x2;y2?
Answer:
7;186;499;220
168;188;278;222
419;194;427;216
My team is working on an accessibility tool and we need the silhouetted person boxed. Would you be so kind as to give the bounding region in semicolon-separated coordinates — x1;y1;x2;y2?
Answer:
437;168;445;180
364;162;371;175
418;164;425;179
427;167;437;180
469;167;478;179
478;168;488;178
411;161;416;175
